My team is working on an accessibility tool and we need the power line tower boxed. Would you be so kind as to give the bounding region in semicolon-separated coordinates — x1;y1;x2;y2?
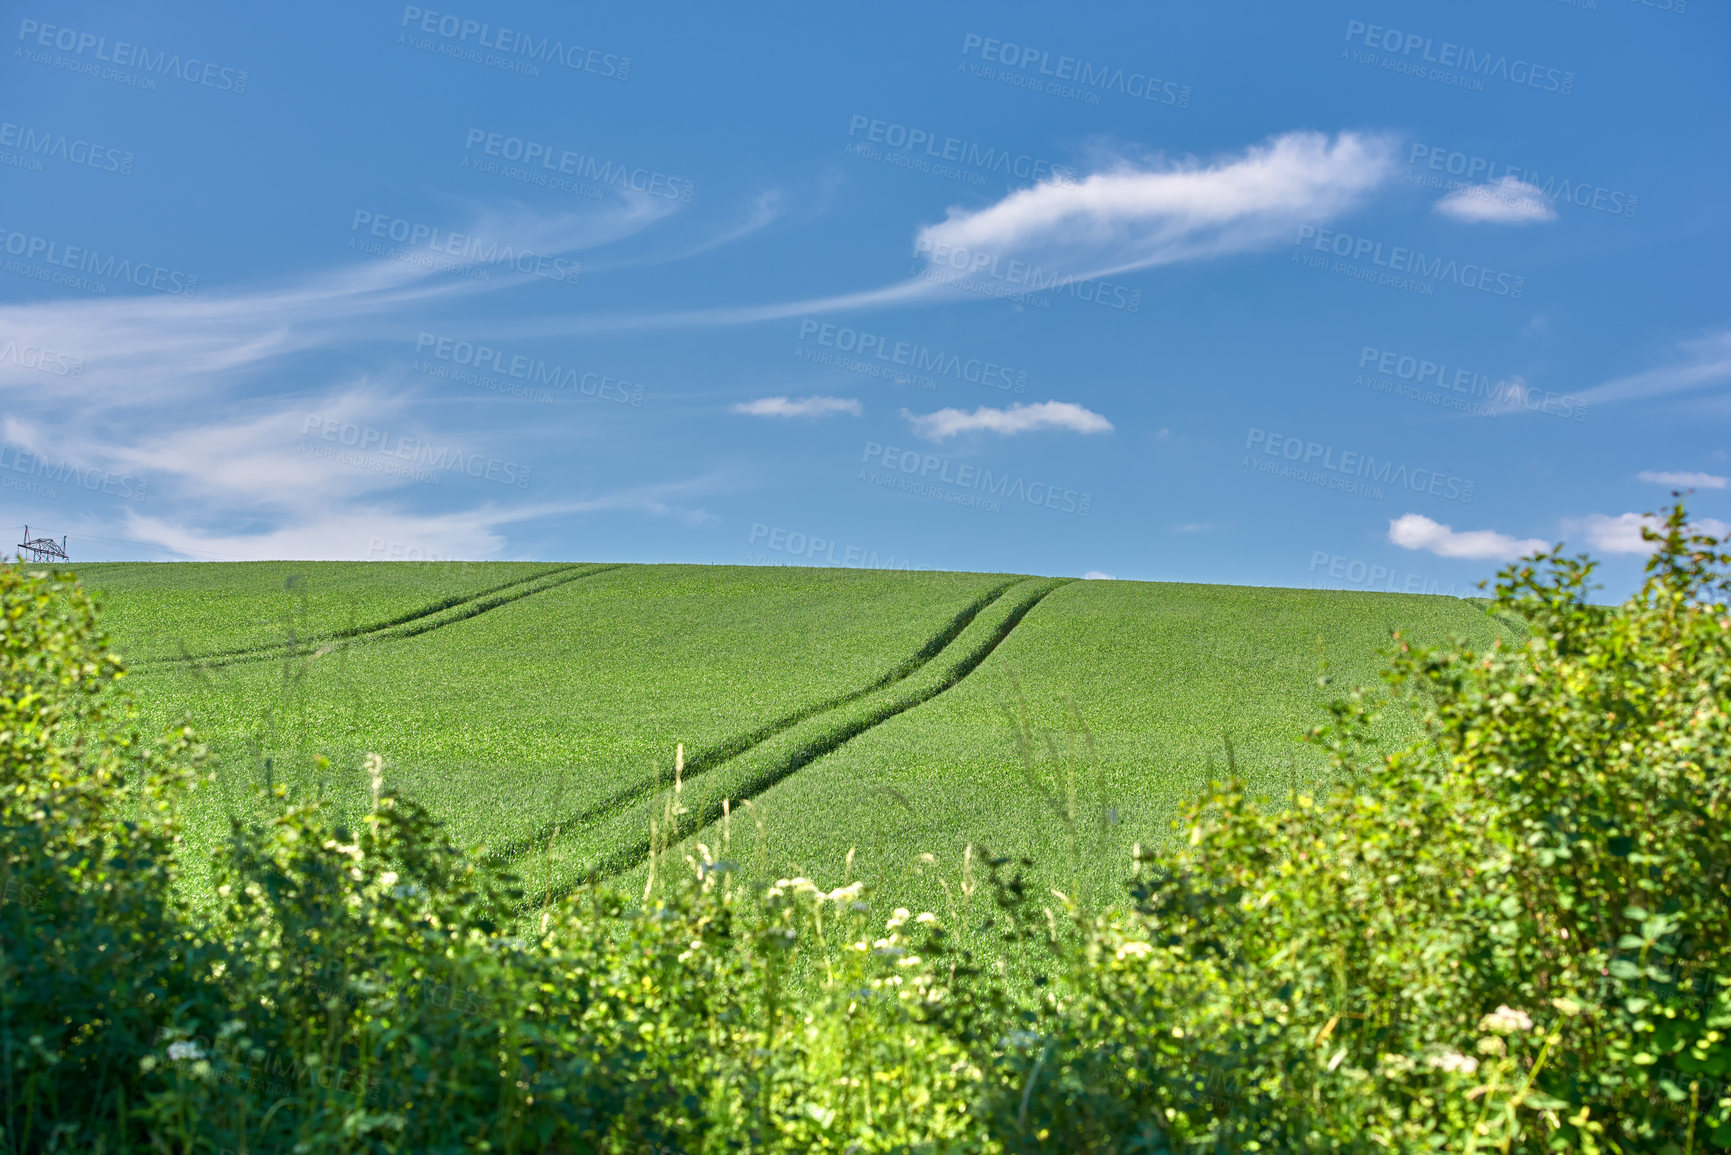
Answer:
16;525;69;563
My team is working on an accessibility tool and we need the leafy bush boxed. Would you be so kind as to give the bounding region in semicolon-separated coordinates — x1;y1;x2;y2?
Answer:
1;503;1727;1152
0;564;204;1147
940;504;1731;1151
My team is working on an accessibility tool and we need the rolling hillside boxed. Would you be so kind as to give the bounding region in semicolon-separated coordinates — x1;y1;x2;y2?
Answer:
76;561;1508;907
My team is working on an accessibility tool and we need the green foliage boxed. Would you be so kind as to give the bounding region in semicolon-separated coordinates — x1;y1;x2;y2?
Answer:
3;505;1726;1151
934;503;1731;1151
0;564;204;1146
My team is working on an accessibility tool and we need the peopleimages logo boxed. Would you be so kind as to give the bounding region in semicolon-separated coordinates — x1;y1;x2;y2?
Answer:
398;7;630;79
1356;346;1587;421
1307;551;1469;597
959;33;1192;107
0;226;198;296
16;18;249;92
1407;143;1637;219
349;212;580;286
413;332;644;405
747;524;931;572
0;336;83;377
861;441;1092;516
0;445;148;500
1244;428;1475;503
0;120;133;174
846;115;1075;184
1294;225;1524;299
912;239;1143;312
1342;20;1575;94
300;416;532;488
462;129;693;202
796;320;1027;394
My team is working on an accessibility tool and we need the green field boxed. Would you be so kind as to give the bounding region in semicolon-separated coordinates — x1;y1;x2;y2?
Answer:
75;560;1508;908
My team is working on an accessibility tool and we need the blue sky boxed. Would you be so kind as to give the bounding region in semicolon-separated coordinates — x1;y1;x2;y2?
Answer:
2;0;1726;597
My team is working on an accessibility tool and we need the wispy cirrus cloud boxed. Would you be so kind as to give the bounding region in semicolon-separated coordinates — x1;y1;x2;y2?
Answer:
1389;513;1547;560
0;197;676;410
108;484;715;562
1435;177;1557;224
901;400;1113;441
465;130;1402;338
5;386;716;561
1581;329;1731;406
732;395;861;418
1638;469;1728;489
0;195;698;558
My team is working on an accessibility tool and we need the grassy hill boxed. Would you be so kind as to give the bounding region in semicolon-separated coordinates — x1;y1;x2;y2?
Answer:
76;561;1508;908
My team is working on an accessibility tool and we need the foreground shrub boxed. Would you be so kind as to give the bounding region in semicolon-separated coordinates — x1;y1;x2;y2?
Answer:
0;565;204;1147
0;503;1726;1152
942;504;1730;1151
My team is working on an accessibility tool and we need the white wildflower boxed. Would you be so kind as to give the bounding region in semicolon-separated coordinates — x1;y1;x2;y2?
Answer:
1479;1005;1533;1034
366;752;384;807
1427;1049;1478;1075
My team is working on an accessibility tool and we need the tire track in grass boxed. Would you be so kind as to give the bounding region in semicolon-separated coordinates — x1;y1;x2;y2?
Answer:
147;564;620;671
132;563;580;668
487;577;1025;863
517;576;1070;898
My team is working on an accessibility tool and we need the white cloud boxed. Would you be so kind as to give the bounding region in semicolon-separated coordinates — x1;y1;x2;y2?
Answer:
5;393;717;561
732;395;861;418
1081;571;1116;580
1435;177;1557;224
1389;514;1547;560
1567;512;1731;555
913;131;1397;284
588;190;783;273
901;400;1113;441
1637;470;1728;489
463;130;1397;339
0;199;674;410
1582;329;1731;405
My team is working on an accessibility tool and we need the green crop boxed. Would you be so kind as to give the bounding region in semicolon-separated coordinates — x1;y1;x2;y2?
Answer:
683;579;1510;912
77;560;1513;916
81;561;1516;921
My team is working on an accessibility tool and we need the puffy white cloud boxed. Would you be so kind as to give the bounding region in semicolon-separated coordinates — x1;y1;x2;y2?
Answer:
732;395;861;418
1637;470;1728;489
901;400;1112;441
913;131;1398;283
1388;513;1547;560
1435;177;1557;224
1081;571;1116;580
1568;512;1731;555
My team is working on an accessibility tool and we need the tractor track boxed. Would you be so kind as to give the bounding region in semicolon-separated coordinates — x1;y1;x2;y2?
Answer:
488;577;1024;863
134;563;618;672
513;576;1070;903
